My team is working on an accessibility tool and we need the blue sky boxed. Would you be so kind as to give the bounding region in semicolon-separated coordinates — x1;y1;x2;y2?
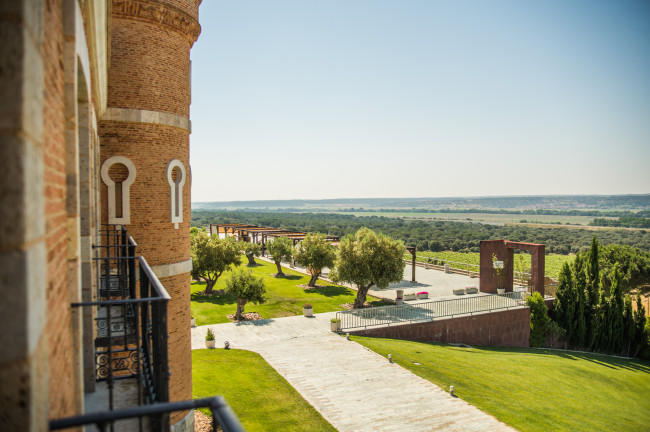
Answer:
189;0;650;202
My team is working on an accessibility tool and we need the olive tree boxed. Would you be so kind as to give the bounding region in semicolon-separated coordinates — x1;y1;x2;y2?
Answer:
225;269;266;321
266;236;293;277
240;241;261;266
294;233;336;287
330;227;405;308
190;231;241;294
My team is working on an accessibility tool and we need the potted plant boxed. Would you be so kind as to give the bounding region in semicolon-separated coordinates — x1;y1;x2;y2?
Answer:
404;292;417;301
395;296;404;305
417;291;428;300
492;253;507;294
330;317;341;332
303;303;313;317
205;328;215;348
191;316;196;327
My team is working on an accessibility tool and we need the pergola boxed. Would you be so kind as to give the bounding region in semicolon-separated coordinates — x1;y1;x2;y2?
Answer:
209;223;339;255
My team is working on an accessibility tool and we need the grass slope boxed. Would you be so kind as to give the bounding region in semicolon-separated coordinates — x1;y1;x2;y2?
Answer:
193;349;335;432
353;337;650;432
191;259;390;325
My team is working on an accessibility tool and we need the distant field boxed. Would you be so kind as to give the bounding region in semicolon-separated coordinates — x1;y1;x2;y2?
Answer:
347;211;609;226
410;251;573;279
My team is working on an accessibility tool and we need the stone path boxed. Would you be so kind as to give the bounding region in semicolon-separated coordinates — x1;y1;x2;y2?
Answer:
192;313;515;432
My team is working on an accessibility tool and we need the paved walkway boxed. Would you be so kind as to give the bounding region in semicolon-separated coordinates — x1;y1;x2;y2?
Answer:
192;313;514;432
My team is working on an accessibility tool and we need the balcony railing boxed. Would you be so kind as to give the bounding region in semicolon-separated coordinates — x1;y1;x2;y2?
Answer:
54;226;243;431
49;397;244;432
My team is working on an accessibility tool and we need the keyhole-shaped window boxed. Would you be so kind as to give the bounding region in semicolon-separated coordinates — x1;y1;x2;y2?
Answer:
101;156;136;225
166;159;186;229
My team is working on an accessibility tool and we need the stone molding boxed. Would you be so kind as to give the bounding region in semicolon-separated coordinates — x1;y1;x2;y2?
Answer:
151;258;192;279
102;107;191;132
113;0;201;45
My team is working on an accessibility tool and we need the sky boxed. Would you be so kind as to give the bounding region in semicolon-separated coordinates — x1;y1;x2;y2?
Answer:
189;0;650;202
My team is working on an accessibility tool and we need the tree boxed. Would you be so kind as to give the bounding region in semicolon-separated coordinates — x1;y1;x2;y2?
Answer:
553;262;575;347
528;292;550;348
293;233;336;287
267;236;293;277
633;294;647;357
586;235;600;349
190;231;242;294
573;255;587;348
240;241;261;266
225;269;266;321
330;227;405;308
623;296;635;357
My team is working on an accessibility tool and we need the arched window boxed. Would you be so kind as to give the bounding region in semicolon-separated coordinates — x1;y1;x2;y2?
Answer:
100;156;136;225
166;159;186;229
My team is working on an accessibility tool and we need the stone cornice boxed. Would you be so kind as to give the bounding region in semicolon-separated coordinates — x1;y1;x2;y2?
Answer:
113;0;201;45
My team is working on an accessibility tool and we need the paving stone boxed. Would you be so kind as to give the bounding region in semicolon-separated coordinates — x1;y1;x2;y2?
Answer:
192;313;515;432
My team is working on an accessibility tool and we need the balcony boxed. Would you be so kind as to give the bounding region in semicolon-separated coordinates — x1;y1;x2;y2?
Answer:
50;226;242;432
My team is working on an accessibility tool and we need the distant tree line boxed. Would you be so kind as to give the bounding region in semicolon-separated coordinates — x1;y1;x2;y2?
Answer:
340;207;650;218
552;237;649;358
589;217;650;228
191;210;650;253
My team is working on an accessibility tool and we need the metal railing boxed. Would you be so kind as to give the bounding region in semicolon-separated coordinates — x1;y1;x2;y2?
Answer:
337;291;530;331
49;396;245;432
71;227;171;422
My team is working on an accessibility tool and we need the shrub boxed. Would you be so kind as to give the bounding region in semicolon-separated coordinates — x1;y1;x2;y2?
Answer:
205;328;215;341
303;303;312;309
528;292;550;347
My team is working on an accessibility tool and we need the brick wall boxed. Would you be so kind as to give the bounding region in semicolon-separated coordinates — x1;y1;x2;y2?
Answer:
350;308;531;348
108;21;191;116
101;1;200;425
43;0;80;420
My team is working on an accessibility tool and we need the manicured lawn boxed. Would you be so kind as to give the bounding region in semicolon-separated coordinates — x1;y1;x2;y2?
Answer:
191;259;391;325
193;349;335;432
353;336;650;432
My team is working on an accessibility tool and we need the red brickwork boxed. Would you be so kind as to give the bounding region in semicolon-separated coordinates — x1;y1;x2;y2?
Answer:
42;0;80;420
160;273;193;423
108;22;191;116
350;308;531;348
101;1;200;425
480;240;545;295
99;123;191;266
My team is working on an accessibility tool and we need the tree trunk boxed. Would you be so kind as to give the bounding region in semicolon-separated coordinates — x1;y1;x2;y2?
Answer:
234;298;246;320
275;261;284;277
353;282;373;308
246;253;256;266
205;279;216;294
308;271;321;287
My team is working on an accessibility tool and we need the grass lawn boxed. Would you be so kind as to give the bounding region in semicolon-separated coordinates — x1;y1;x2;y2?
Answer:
353;336;650;432
193;349;335;432
191;259;391;325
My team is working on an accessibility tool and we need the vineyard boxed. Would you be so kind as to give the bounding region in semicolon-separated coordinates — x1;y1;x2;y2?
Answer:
407;251;573;279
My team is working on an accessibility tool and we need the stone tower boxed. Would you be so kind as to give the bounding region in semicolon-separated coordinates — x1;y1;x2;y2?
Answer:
99;0;201;428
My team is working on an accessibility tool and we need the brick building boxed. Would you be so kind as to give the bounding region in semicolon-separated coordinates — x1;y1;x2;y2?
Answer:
0;1;208;430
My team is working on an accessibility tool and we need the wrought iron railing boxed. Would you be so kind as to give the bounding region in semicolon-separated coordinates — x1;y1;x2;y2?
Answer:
71;227;171;419
337;291;530;331
49;396;245;432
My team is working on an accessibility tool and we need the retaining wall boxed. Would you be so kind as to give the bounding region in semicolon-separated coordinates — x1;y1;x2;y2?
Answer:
349;307;531;347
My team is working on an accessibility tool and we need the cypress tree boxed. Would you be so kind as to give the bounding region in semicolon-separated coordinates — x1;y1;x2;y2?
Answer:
586;236;601;350
633;294;647;357
609;266;624;354
623;296;635;357
554;262;575;346
574;255;587;348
